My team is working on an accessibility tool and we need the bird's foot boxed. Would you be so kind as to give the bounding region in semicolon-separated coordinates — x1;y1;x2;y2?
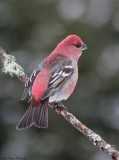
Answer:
49;102;67;112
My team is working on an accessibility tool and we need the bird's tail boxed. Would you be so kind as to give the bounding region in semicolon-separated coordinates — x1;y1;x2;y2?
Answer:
16;101;48;130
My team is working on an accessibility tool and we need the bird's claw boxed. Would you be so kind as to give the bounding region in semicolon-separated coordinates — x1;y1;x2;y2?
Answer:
49;102;67;112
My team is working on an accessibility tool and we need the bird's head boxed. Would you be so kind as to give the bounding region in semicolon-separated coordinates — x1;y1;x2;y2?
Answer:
63;34;87;50
57;35;87;60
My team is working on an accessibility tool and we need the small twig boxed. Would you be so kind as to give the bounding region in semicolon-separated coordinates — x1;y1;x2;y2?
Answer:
0;47;119;160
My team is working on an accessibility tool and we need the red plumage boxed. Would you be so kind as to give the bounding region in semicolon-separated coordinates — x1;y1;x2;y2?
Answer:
16;35;87;130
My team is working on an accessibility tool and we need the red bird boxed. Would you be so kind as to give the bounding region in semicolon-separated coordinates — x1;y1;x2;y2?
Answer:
16;35;87;130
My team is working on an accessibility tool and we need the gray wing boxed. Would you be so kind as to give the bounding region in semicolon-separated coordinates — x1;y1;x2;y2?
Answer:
41;56;74;100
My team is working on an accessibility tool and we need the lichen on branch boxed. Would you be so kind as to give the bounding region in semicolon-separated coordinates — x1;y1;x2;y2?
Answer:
0;47;28;83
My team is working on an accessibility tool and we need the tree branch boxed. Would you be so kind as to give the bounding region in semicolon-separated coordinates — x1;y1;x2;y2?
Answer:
0;47;119;160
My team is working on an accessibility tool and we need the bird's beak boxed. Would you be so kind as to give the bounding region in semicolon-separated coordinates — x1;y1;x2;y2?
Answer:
80;43;87;50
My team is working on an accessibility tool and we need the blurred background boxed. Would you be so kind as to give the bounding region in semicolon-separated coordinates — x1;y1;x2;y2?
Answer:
0;0;119;160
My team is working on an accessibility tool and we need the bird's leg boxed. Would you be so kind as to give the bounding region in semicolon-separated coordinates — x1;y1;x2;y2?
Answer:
56;102;67;111
49;102;67;112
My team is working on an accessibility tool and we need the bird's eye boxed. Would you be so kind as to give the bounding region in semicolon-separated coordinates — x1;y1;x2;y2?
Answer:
75;44;81;48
